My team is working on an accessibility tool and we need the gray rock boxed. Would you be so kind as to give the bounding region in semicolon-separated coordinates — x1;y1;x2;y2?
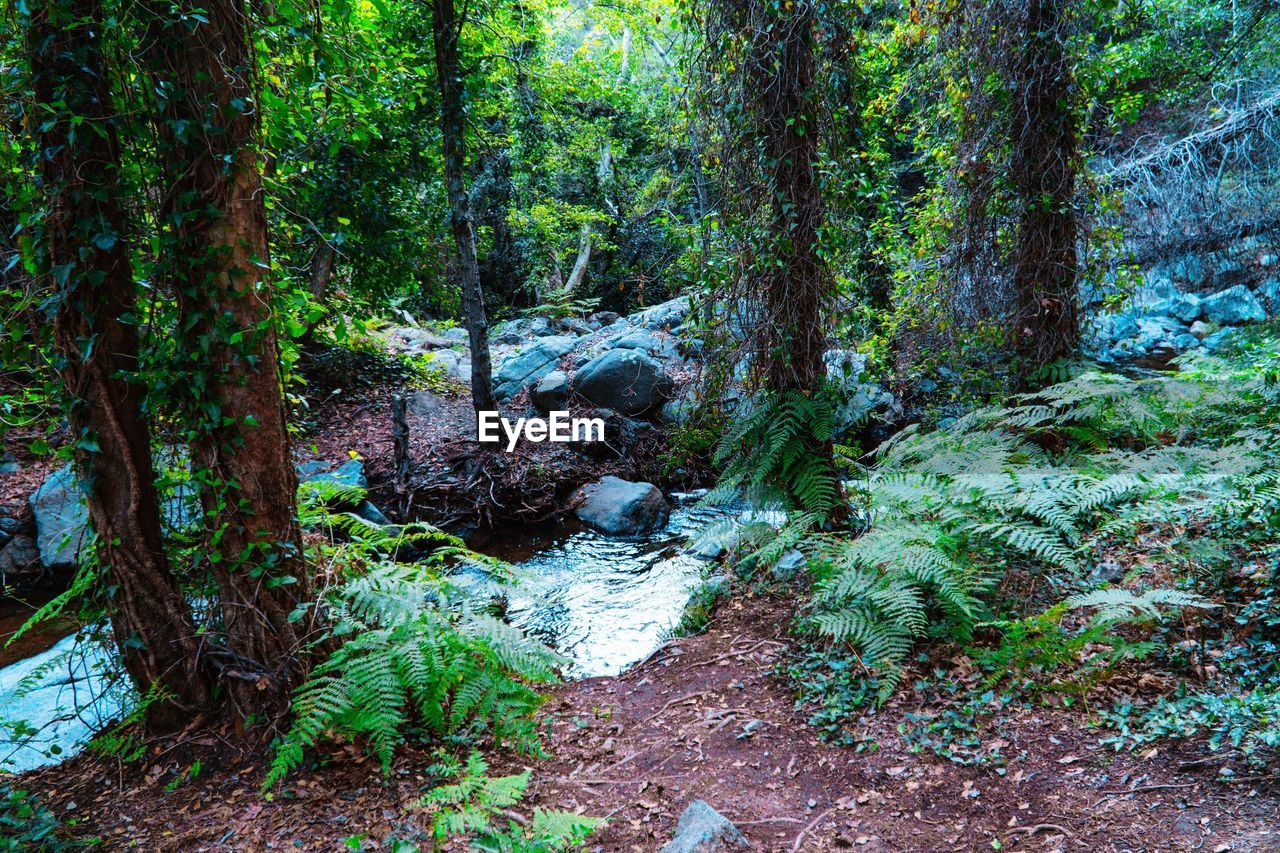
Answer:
574;476;671;536
771;549;806;580
1257;277;1280;314
531;370;570;412
0;534;40;580
1168;255;1208;288
409;390;448;418
442;326;469;342
529;316;555;337
0;516;21;548
589;310;621;327
1148;292;1202;323
573;349;672;415
354;501;392;526
1189;320;1212;338
1202;285;1266;325
297;459;368;492
492;330;524;346
493;336;576;401
1172;333;1200;350
1203;328;1233;352
0;461;19;476
28;465;89;569
1212;260;1248;290
660;800;749;853
634;297;689;332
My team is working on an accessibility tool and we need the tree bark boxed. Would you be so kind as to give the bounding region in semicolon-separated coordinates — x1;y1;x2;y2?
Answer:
744;0;830;393
1009;0;1080;370
143;0;320;724
30;0;213;728
432;0;496;415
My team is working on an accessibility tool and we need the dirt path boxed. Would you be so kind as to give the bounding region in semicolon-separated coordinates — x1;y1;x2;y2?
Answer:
20;590;1280;851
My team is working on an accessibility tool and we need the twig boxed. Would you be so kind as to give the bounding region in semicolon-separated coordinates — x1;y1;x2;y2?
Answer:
642;690;709;724
1005;823;1073;839
792;809;833;851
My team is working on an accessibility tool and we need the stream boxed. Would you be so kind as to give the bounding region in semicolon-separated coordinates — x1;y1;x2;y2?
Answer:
0;493;727;773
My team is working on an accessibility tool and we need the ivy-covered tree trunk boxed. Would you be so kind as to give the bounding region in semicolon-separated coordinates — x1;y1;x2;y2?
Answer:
29;0;213;728
745;0;831;394
432;0;497;415
1009;0;1080;369
143;0;320;724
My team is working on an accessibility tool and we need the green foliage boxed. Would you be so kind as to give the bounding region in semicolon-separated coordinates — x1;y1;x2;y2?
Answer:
708;389;840;518
803;361;1278;700
975;589;1214;696
266;555;562;787
0;785;77;852
1103;687;1280;763
421;751;601;851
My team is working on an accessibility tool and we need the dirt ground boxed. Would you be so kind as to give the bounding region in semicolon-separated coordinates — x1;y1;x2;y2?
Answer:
20;591;1280;851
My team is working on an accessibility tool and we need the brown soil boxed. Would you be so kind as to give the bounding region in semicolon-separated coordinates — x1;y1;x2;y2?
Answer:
20;592;1280;851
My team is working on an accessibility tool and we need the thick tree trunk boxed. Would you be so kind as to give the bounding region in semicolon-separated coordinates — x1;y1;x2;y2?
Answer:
30;0;213;728
432;0;496;415
1009;0;1080;369
746;1;830;393
143;0;320;724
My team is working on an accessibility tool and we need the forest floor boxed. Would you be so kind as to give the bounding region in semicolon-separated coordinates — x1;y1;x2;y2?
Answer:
21;591;1280;851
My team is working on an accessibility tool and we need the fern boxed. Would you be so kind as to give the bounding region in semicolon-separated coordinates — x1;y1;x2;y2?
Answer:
802;363;1273;701
1065;587;1217;627
708;389;841;518
421;751;601;851
266;512;564;788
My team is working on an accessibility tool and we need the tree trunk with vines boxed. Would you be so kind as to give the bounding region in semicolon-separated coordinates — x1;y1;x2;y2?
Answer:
30;0;214;728
143;0;321;725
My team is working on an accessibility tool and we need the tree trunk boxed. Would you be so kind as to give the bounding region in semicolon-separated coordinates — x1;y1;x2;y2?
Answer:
432;0;496;415
143;0;320;724
30;0;213;728
745;0;830;393
1009;0;1080;369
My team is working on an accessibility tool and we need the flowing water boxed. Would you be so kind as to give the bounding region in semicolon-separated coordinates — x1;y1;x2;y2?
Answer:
0;493;729;771
469;495;729;678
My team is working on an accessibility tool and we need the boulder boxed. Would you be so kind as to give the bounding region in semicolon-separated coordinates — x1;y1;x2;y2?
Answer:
660;800;749;853
633;297;688;332
28;465;89;569
0;534;40;581
1189;320;1211;339
1211;260;1248;290
409;390;448;418
588;310;621;327
1201;285;1266;325
1148;292;1202;323
298;459;367;492
442;326;469;342
531;370;570;412
493;336;576;401
1257;277;1280;314
573;476;670;536
354;501;392;526
0;515;22;548
573;348;672;415
492;330;524;346
824;349;895;436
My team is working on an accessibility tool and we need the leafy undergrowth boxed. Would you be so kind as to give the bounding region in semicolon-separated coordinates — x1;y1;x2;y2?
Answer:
760;333;1280;768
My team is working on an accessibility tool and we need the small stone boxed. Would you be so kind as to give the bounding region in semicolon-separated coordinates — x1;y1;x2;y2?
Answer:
660;800;748;853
